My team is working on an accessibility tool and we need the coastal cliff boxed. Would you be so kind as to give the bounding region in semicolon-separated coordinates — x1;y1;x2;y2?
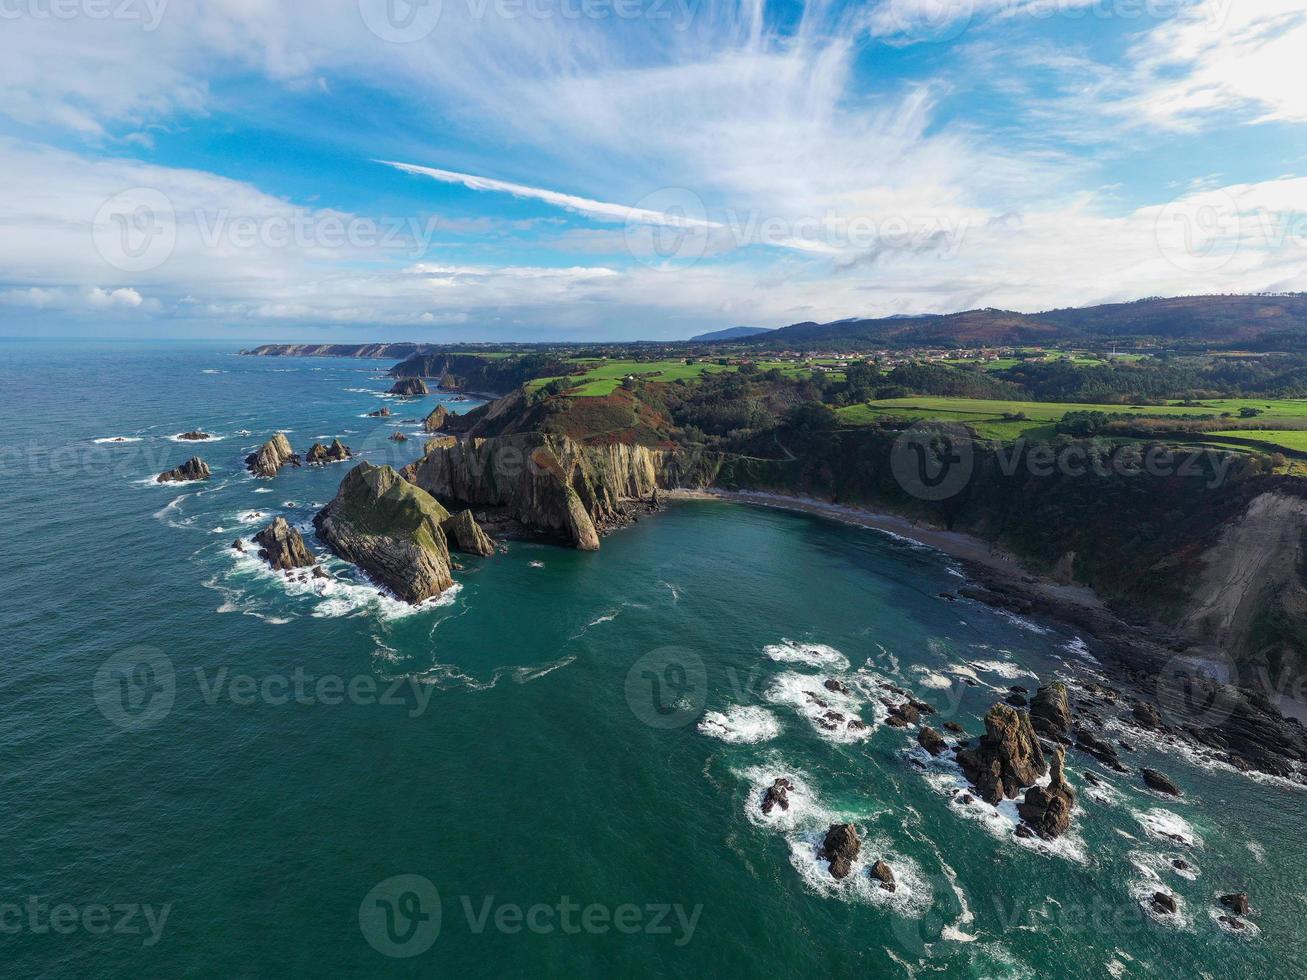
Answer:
313;462;456;602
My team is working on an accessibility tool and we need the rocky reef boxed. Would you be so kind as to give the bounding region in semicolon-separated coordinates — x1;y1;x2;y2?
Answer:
956;703;1048;805
367;406;392;418
389;377;429;397
176;430;212;441
305;439;353;465
245;433;299;478
157;457;210;483
254;517;316;571
441;510;496;557
313;462;456;603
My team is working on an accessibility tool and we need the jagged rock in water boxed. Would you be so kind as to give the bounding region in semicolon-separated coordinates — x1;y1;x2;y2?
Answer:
1017;746;1077;839
818;823;860;880
1152;892;1177;915
1133;701;1162;729
869;860;896;892
389;377;430;397
177;430;211;441
1074;726;1128;772
1219;893;1250;915
1006;692;1029;708
245;433;299;478
1029;682;1073;742
424;405;449;432
254;517;316;571
956;703;1048;805
389;432;409;442
313;462;455;603
441;510;496;557
1142;768;1182;796
944;722;965;735
157;457;211;483
306;438;353;465
231;539;245;552
367;406;392;418
918;726;948;757
824;678;851;695
761;778;793;815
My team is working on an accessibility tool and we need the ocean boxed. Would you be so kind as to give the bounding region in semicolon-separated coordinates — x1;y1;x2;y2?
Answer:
1;339;1302;977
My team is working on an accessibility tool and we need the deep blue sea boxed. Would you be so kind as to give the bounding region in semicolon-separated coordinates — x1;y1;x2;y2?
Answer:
2;339;1303;977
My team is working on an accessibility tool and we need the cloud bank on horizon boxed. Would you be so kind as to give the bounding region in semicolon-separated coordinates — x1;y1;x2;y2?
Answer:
0;0;1305;340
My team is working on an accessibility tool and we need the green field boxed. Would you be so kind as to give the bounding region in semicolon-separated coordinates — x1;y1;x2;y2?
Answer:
527;359;737;396
839;396;1307;442
1210;429;1307;452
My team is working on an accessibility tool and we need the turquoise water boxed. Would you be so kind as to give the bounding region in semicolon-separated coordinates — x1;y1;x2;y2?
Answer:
2;340;1303;977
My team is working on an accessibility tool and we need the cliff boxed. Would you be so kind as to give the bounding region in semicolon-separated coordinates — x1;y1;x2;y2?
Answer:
313;462;456;602
239;343;431;359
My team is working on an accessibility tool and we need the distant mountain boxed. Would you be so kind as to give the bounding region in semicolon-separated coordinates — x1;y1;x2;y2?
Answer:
747;294;1307;349
690;326;775;342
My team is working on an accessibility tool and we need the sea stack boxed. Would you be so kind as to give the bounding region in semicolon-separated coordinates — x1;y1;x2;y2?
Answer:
312;462;456;603
1016;746;1077;839
389;377;430;397
245;433;299;478
254;517;316;571
305;438;353;465
157;457;211;483
955;703;1048;805
441;510;496;557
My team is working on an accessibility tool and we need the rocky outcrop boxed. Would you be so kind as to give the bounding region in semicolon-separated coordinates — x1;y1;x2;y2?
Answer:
918;726;948;757
177;430;211;441
367;406;392;418
1132;701;1162;729
245;433;299;478
818;823;860;880
389;377;429;397
869;860;896;892
157;457;210;483
313;462;455;603
306;439;353;465
1152;892;1177;915
402;434;676;550
1074;726;1128;772
1219;893;1250;915
389;432;409;442
1029;682;1073;742
761;778;793;815
441;510;496;557
424;405;448;432
1017;746;1076;839
956;704;1048;805
254;517;316;571
1141;768;1181;796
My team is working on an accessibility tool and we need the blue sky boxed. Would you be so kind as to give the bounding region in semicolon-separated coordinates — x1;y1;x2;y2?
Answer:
1;0;1305;341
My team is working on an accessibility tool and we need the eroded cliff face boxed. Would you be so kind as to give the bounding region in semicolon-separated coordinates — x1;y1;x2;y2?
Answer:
1183;492;1307;682
401;433;723;550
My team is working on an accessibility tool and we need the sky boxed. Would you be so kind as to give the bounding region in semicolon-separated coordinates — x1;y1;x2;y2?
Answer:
0;0;1305;342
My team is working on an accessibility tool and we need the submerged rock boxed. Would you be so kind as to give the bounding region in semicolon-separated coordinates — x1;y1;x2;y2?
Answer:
441;510;496;557
956;703;1048;805
1151;892;1177;915
389;432;409;442
245;433;299;478
157;457;211;483
1219;893;1250;915
177;430;211;441
254;516;316;571
1017;746;1077;839
1074;726;1128;772
1142;768;1182;796
367;406;392;418
1133;701;1162;729
761;778;793;815
389;377;430;397
819;823;861;880
312;462;455;603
